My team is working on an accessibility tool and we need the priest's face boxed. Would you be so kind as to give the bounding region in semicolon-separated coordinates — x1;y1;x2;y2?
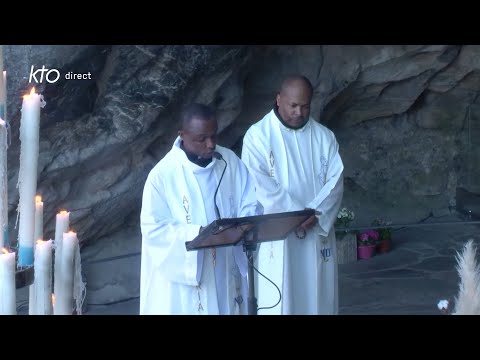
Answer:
276;80;312;128
180;117;218;159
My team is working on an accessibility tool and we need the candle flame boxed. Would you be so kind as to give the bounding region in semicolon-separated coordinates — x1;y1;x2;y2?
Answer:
2;248;9;254
23;87;36;99
68;231;76;234
35;195;42;203
36;239;43;245
52;294;55;306
59;210;68;215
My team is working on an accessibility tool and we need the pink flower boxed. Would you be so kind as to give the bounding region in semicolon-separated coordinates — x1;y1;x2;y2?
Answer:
357;229;379;246
359;233;369;242
367;230;379;241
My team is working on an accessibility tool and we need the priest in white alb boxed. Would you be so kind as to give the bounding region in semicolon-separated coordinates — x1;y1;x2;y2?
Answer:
140;103;260;315
242;75;344;315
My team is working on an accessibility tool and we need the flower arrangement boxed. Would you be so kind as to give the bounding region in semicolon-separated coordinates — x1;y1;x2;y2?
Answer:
357;229;379;246
371;218;392;241
335;207;357;264
335;207;355;228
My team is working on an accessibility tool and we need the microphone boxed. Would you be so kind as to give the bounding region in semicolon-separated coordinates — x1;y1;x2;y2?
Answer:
213;151;227;220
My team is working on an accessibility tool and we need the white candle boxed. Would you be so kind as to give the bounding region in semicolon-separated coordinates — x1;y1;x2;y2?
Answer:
54;211;69;245
34;195;43;243
0;248;16;315
0;46;5;120
17;88;44;266
0;71;6;121
1;66;8;249
54;231;77;315
53;210;69;300
0;47;7;249
2;71;5;121
29;198;46;315
31;240;53;315
0;119;7;250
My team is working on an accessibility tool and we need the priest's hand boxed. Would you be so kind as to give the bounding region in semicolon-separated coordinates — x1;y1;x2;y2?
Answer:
298;208;321;231
295;209;320;239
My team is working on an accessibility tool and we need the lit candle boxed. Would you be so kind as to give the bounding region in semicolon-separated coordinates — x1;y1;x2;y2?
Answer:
1;71;7;250
54;231;77;315
0;45;5;120
0;248;16;315
17;88;45;266
53;210;69;300
34;195;43;242
0;47;8;249
0;119;7;250
31;239;53;315
54;210;69;245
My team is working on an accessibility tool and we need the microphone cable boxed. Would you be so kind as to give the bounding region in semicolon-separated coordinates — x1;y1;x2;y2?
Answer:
213;151;227;220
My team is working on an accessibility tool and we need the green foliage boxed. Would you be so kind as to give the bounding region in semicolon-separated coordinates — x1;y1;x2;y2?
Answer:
371;218;392;241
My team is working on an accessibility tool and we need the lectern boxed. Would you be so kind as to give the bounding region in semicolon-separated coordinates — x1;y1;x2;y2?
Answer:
185;209;315;315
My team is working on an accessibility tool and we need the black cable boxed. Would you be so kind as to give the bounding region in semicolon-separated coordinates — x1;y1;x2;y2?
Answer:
246;250;282;313
213;156;227;220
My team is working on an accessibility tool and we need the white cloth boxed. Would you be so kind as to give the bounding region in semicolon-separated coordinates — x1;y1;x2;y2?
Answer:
242;109;344;315
140;137;259;315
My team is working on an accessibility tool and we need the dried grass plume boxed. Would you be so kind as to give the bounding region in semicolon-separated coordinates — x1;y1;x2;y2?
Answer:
452;239;480;315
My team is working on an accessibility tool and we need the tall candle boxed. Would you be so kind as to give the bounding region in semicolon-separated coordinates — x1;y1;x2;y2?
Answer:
28;198;45;315
32;240;53;315
28;282;35;314
1;71;5;121
17;88;44;266
54;211;69;245
0;45;5;120
0;47;7;249
53;210;69;299
54;231;77;315
0;119;7;250
2;69;7;248
0;248;16;315
34;195;43;242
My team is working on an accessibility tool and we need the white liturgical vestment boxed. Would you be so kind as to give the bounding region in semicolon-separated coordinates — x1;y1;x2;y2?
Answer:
140;137;259;315
242;109;344;315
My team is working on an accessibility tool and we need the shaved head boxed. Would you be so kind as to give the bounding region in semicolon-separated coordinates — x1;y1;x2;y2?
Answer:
276;74;313;129
279;75;314;98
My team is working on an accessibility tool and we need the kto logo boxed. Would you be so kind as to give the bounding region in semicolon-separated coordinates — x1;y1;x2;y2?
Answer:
29;65;60;84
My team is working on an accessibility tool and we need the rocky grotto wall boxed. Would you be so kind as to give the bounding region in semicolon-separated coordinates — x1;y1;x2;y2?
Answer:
2;45;479;306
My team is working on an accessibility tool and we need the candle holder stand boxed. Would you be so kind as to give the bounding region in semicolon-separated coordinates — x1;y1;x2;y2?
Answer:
16;265;34;289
